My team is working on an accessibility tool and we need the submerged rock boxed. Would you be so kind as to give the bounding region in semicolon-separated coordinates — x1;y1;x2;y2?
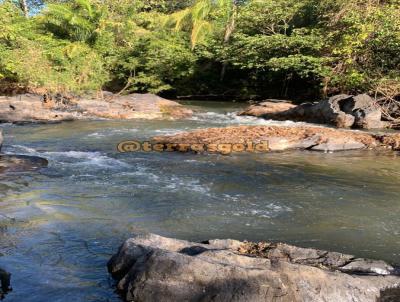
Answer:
0;93;192;124
240;94;389;129
152;124;400;153
108;233;400;302
0;155;48;173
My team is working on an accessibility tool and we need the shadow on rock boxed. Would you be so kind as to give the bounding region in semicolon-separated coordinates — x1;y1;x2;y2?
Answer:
378;287;400;302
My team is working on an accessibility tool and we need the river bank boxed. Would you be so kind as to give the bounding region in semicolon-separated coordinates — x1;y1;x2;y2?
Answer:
0;93;192;124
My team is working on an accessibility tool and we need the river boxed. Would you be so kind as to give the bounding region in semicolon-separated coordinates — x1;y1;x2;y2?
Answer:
0;101;400;301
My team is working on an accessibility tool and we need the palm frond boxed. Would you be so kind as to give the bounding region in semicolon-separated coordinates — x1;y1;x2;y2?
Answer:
191;0;212;21
75;0;94;18
191;19;212;48
168;8;192;31
43;0;101;43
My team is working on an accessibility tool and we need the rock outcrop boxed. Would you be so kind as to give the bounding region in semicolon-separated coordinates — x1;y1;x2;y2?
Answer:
240;94;389;129
108;233;400;302
0;93;192;124
152;125;400;153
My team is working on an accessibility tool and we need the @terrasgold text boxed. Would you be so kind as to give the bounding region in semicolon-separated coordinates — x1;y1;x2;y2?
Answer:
117;141;270;155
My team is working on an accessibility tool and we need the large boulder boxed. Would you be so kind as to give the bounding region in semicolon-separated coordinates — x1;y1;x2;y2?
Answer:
108;233;400;302
0;93;192;124
240;94;388;129
239;100;296;117
75;93;193;120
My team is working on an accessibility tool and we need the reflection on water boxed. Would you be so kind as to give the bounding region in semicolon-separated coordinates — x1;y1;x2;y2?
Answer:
0;102;400;301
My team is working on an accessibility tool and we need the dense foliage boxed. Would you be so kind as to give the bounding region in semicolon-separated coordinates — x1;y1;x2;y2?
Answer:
0;0;399;100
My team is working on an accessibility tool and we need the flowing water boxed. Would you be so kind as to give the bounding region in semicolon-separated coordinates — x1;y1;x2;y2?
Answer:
0;101;400;301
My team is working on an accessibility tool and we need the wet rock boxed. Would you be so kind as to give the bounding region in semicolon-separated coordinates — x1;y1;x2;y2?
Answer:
108;233;400;302
240;94;389;129
0;268;11;300
0;155;48;173
0;93;192;124
0;130;3;152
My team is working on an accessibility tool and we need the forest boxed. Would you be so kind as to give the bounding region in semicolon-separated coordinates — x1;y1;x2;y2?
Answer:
0;0;399;101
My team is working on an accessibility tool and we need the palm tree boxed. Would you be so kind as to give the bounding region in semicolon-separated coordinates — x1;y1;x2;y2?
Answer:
169;0;240;80
170;0;238;48
42;0;105;44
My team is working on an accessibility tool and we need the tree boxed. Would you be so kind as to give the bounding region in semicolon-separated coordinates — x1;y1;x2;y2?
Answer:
42;0;106;44
169;0;240;48
1;0;399;99
140;0;193;13
19;0;28;17
168;0;243;81
11;0;45;17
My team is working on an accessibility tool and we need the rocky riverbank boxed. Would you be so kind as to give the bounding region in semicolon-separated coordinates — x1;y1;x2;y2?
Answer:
0;93;193;124
153;125;400;153
240;94;390;129
108;233;400;302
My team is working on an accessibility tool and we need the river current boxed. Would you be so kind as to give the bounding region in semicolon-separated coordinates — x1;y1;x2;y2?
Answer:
0;101;399;301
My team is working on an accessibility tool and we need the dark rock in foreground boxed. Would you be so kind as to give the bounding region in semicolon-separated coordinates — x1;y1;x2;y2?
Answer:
108;233;400;302
0;268;11;300
240;94;389;129
0;93;193;124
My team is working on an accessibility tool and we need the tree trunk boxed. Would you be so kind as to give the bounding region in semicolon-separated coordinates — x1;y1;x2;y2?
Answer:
19;0;29;17
220;3;237;82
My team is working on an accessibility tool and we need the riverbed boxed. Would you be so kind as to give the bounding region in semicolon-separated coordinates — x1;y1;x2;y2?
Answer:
0;101;400;301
